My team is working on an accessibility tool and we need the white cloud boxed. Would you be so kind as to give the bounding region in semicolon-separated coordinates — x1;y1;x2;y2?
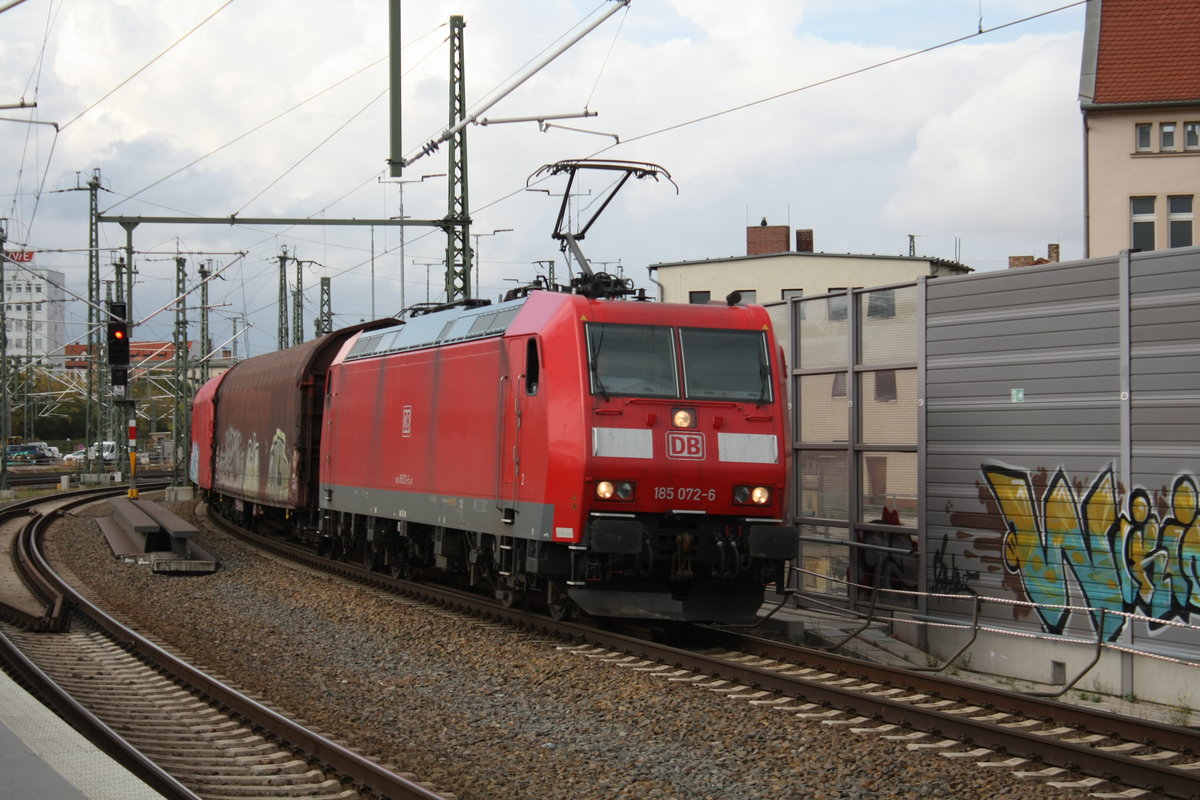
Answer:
1;1;1089;354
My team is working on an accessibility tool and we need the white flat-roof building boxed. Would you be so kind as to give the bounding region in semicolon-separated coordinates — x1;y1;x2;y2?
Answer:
648;223;971;348
3;267;67;368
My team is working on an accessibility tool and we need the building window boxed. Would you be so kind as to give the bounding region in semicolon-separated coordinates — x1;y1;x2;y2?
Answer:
688;291;710;304
827;290;848;321
1186;122;1200;151
1131;196;1156;251
866;288;895;319
783;288;805;319
874;369;897;402
1136;123;1152;151
1161;123;1177;151
1169;195;1194;248
831;372;846;397
736;289;757;304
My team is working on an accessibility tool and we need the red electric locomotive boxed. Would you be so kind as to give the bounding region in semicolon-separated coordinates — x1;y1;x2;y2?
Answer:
191;159;797;621
191;288;795;621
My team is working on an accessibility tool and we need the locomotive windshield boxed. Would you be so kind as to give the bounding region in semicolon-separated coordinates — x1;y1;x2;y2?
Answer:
680;328;772;402
587;323;679;397
586;322;772;401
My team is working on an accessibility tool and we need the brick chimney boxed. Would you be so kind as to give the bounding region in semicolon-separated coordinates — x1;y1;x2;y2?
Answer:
1047;243;1060;262
747;219;790;255
795;229;814;253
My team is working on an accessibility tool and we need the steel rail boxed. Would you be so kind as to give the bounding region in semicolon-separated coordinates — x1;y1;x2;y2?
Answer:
26;494;453;800
3;485;141;630
697;627;1200;756
2;484;199;799
217;509;1200;800
0;624;202;800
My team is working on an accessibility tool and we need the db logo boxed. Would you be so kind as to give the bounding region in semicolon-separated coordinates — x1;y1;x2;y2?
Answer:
666;431;705;460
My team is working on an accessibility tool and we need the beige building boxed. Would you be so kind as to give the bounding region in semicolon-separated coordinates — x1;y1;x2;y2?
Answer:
648;222;970;348
650;223;969;306
1079;0;1200;257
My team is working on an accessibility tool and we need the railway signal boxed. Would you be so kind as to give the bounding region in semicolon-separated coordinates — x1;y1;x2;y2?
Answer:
106;301;130;388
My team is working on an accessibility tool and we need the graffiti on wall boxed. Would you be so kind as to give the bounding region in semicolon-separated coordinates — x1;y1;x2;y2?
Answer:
981;463;1199;641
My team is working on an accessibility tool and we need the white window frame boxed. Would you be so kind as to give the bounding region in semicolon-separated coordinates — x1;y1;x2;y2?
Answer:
1185;122;1200;151
1168;195;1194;249
1131;196;1156;251
1161;122;1177;151
1135;122;1153;151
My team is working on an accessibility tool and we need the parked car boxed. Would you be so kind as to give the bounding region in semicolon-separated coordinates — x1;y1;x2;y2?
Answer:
91;441;118;463
63;450;88;464
6;443;53;464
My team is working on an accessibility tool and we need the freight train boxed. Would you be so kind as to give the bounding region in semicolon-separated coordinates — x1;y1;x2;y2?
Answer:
190;278;796;622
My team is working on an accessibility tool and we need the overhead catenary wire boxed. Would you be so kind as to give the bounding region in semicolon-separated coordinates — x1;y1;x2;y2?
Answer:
402;0;632;169
597;0;1088;152
59;0;236;132
15;2;1086;359
583;0;628;110
104;21;449;215
5;0;60;223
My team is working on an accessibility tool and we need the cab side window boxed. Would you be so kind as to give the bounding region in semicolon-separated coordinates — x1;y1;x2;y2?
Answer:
525;338;540;395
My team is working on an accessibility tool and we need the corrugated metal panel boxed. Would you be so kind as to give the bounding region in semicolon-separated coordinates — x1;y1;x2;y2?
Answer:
924;258;1125;637
923;246;1200;654
1129;247;1200;496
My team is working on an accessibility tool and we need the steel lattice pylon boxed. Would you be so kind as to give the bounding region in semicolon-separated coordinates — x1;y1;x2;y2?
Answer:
444;14;472;301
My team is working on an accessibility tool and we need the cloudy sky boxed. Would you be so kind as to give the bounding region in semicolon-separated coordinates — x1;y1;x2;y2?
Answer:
1;0;1088;357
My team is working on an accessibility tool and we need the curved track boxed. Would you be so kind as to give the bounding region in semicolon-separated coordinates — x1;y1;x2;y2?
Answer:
215;506;1200;800
0;488;455;800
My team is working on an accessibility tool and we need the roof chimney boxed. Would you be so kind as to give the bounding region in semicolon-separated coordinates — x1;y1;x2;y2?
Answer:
747;221;790;255
795;229;813;253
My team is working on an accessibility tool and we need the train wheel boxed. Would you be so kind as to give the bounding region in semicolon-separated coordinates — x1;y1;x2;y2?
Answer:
361;542;381;572
497;575;527;609
388;558;412;580
545;581;575;621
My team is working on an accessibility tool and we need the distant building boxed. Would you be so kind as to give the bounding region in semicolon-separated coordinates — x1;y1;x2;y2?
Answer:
1008;244;1061;269
649;222;971;348
1079;0;1200;257
66;340;194;372
2;266;67;368
65;338;235;385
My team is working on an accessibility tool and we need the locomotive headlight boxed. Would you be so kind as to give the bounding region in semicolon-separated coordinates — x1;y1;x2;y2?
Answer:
734;485;771;506
672;407;696;428
596;480;635;501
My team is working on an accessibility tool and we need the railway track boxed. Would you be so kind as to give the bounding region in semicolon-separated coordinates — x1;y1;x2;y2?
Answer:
216;508;1200;800
0;488;456;800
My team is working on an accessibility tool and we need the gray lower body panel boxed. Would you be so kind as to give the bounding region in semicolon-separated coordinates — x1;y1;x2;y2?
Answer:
320;482;556;542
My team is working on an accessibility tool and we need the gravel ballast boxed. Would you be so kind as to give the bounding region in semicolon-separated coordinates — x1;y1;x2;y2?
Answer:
43;498;1088;800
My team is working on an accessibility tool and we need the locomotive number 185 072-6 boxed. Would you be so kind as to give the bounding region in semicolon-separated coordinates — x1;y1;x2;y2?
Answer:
653;486;717;502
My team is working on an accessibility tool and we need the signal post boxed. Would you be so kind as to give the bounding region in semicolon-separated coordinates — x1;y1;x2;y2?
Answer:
106;302;138;498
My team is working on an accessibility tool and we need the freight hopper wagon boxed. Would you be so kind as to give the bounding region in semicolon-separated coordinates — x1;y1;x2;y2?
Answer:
192;291;796;621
